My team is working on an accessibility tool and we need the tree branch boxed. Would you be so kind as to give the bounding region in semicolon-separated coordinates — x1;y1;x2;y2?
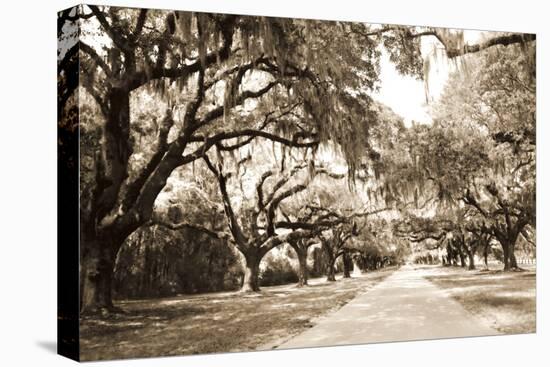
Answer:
152;220;230;241
262;228;320;252
266;183;308;236
180;129;319;166
203;154;248;246
80;41;113;78
197;81;280;128
121;111;175;211
351;25;535;59
127;15;237;91
462;190;488;217
88;5;132;54
133;9;148;39
443;33;536;58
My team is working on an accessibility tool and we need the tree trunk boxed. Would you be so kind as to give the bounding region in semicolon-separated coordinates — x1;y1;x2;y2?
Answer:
326;259;336;281
502;242;510;271
342;250;351;278
467;251;476;270
95;89;132;222
80;235;121;314
483;245;489;269
509;243;519;270
296;248;309;287
241;252;261;292
79;88;134;314
458;250;466;268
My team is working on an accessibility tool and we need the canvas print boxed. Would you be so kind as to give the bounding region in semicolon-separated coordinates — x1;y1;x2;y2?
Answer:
57;4;536;362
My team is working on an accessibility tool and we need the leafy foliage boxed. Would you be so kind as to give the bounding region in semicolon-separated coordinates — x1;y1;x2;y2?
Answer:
57;4;536;310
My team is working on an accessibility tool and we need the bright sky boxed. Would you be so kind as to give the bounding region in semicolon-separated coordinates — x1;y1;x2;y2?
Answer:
373;30;485;126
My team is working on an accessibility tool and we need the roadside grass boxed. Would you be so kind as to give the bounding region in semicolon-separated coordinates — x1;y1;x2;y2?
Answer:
80;267;395;361
424;265;536;335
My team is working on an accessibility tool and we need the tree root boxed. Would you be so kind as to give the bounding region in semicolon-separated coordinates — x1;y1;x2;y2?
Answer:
80;305;125;317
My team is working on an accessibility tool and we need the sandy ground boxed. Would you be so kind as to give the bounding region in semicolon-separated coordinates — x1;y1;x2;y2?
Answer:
80;269;395;360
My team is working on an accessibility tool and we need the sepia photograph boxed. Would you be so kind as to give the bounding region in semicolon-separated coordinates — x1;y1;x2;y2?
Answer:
57;3;536;362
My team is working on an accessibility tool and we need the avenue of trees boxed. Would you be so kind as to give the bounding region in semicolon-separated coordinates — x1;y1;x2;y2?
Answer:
394;38;535;271
57;5;536;314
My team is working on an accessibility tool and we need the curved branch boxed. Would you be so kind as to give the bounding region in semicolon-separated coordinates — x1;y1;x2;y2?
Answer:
203;154;248;246
133;9;148;39
58;43;80;113
121;112;175;211
88;5;132;54
462;190;488;217
80;41;113;78
262;228;319;252
443;33;536;58
349;207;392;219
352;25;535;59
152;220;230;241
263;164;307;206
180;129;319;166
256;171;275;212
127;15;237;91
266;184;308;236
409;232;445;243
198;81;280;128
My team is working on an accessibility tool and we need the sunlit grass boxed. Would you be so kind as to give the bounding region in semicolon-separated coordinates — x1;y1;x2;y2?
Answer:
80;268;395;361
424;265;536;335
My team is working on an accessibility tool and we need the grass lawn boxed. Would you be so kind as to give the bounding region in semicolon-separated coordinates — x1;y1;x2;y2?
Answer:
424;264;536;335
80;267;395;361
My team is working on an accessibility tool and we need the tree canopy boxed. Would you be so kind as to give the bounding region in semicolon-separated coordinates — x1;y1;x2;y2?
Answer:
58;5;536;313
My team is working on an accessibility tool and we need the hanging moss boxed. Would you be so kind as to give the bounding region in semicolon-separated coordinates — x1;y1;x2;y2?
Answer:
176;11;193;40
196;13;208;69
